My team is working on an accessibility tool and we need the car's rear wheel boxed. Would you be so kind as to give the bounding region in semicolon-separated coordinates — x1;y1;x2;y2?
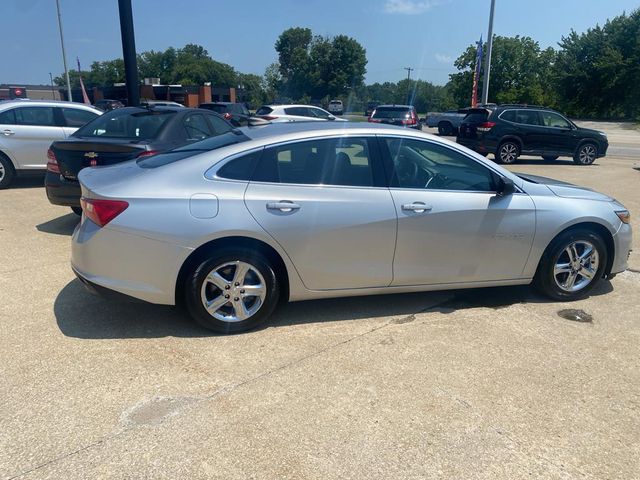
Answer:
0;154;16;189
438;121;453;136
185;248;280;333
574;143;597;165
497;141;520;164
542;155;559;161
534;228;607;301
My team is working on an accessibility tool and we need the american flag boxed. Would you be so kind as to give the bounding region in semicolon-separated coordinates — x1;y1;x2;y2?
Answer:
76;57;91;105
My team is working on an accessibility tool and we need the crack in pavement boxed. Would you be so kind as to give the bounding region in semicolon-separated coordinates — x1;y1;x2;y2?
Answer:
6;299;447;479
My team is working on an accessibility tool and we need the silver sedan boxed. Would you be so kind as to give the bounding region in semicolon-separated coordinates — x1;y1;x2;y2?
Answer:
72;122;632;333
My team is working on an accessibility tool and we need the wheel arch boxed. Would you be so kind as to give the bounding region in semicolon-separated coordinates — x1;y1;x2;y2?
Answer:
175;235;291;305
574;138;600;156
0;149;17;171
497;135;523;152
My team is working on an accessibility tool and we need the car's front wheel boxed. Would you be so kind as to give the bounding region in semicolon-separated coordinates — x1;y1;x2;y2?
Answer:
497;141;520;164
534;228;607;301
574;143;597;165
185;248;280;333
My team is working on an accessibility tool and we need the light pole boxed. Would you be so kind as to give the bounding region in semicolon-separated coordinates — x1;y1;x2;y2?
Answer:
404;66;414;104
481;0;496;105
118;0;140;107
55;0;72;102
49;73;56;99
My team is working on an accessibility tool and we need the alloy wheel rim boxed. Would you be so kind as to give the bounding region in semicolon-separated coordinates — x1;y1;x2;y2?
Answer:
0;163;4;181
200;261;266;323
579;145;596;164
553;240;599;292
500;144;517;163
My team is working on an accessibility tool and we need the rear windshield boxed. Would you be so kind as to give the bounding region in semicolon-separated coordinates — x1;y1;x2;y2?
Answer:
75;109;175;139
201;104;227;113
462;112;489;124
255;106;273;115
372;107;412;119
137;130;251;168
329;101;342;105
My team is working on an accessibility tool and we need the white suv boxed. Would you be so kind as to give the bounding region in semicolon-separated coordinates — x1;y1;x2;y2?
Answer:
254;104;347;123
328;100;344;115
0;100;101;188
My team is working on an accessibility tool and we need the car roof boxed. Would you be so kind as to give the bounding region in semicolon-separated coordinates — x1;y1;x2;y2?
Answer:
201;102;234;106
376;104;414;109
0;99;101;111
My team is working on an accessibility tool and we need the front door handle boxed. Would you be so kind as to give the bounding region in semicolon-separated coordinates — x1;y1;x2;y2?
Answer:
266;201;301;212
2;129;15;136
401;202;432;213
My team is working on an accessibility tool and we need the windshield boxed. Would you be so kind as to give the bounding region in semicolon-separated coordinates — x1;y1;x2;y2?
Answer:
74;109;175;139
137;130;251;168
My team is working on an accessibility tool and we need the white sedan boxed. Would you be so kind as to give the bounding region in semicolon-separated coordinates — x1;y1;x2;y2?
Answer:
254;104;347;123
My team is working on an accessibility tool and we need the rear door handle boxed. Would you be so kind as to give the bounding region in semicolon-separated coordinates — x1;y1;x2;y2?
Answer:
266;201;301;212
401;202;432;213
2;129;15;136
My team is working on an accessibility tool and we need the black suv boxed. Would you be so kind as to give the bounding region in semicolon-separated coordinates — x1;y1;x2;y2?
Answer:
368;105;420;129
456;105;608;165
199;102;250;127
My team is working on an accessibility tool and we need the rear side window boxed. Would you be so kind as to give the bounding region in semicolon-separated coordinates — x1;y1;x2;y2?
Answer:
75;110;175;138
184;113;213;140
255;106;273;115
253;137;375;187
216;150;262;180
499;110;516;122
0;109;16;125
284;107;308;116
61;108;99;127
206;114;234;135
515;110;541;126
14;107;57;127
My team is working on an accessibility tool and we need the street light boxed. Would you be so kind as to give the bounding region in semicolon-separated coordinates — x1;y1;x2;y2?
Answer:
55;0;72;102
481;0;496;105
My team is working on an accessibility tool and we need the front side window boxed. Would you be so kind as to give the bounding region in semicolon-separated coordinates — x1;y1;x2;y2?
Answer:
541;111;571;128
61;108;99;127
384;137;497;192
14;107;57;127
253;137;375;187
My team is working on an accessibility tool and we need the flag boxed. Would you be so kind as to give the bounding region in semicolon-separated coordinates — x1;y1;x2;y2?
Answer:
471;36;483;107
76;57;91;105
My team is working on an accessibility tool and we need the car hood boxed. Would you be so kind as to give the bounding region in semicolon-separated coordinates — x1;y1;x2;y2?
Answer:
576;126;608;140
516;173;614;202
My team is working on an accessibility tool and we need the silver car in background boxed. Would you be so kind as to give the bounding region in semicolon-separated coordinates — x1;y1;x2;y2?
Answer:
72;122;632;333
0;100;101;188
254;104;347;123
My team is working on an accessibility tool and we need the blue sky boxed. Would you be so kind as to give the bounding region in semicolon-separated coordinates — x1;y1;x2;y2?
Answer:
4;0;639;86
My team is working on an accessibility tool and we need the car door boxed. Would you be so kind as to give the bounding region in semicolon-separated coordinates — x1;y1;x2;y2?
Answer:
59;107;100;138
379;136;536;286
513;109;545;153
0;106;65;170
244;136;397;290
539;111;577;154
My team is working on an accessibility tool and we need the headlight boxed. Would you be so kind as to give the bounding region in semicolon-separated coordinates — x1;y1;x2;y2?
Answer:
616;210;631;224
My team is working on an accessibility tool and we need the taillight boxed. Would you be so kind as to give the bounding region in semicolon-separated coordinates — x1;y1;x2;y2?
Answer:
223;112;232;120
47;148;60;173
260;115;277;121
137;150;159;158
80;197;129;227
477;121;496;132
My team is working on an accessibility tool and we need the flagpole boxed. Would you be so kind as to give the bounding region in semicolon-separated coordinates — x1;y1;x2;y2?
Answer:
55;0;73;102
481;0;496;104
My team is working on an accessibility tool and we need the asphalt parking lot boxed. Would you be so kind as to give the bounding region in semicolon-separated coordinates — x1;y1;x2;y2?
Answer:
1;122;639;479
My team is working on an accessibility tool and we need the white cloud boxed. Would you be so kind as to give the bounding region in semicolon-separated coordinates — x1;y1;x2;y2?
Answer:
435;53;453;64
383;0;440;15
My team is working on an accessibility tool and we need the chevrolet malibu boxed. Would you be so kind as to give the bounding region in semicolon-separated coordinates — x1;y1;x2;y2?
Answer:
72;122;632;333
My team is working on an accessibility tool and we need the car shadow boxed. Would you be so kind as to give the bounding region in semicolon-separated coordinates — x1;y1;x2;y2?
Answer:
54;278;614;340
511;157;597;166
36;213;79;236
5;176;45;189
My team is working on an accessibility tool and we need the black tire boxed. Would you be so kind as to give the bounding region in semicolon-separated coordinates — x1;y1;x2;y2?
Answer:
437;121;453;136
497;141;520;164
0;153;16;189
184;248;280;333
573;142;597;165
533;228;607;301
542;155;559;161
71;206;83;215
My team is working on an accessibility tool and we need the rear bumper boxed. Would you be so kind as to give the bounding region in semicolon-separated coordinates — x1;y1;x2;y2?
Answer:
45;171;81;207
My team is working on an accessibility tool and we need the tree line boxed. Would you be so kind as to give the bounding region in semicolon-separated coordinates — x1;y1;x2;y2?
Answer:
57;8;639;118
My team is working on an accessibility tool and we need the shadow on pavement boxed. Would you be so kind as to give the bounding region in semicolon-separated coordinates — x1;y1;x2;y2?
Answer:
36;213;79;236
55;277;614;340
5;176;45;189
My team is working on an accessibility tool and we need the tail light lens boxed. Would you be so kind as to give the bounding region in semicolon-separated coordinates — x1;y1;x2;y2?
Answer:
477;121;496;132
260;115;277;121
137;150;158;158
80;197;129;227
223;112;232;120
47;148;60;173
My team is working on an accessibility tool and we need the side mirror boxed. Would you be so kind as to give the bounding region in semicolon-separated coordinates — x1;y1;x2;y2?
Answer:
327;115;336;121
497;177;516;196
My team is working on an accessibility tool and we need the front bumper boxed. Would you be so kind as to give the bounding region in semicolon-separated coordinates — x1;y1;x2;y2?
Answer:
71;218;192;305
611;222;633;275
45;171;81;207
